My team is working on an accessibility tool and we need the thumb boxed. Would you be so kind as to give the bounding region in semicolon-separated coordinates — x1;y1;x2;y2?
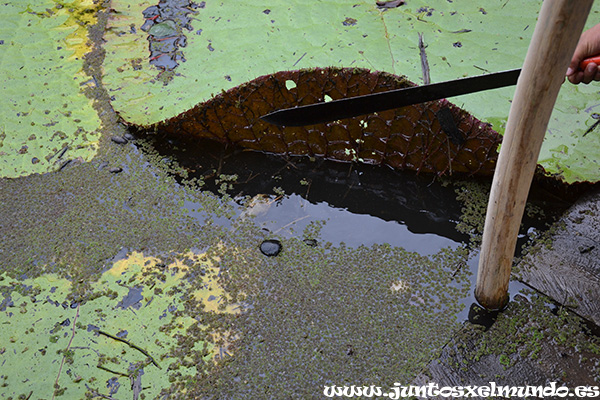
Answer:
568;43;588;76
567;48;590;76
566;58;580;76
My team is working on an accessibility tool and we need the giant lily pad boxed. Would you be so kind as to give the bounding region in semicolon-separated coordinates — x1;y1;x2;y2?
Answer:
102;0;600;183
0;0;102;178
147;67;502;176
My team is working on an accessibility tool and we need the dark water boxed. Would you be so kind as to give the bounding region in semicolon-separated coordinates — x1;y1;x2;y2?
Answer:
152;136;469;244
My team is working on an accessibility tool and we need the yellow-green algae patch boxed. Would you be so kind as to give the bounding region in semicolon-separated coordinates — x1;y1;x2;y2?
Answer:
0;0;103;178
0;250;239;399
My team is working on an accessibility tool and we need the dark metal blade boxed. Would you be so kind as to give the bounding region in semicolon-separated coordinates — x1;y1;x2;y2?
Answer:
261;69;521;127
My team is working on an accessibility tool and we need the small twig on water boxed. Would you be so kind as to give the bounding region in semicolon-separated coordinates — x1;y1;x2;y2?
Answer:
418;33;431;85
98;330;161;369
274;215;310;235
450;261;466;279
304;180;312;199
583;118;600;137
240;171;259;184
268;195;284;205
97;364;130;377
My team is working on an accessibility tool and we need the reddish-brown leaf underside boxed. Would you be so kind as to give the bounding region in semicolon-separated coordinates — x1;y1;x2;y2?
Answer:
137;67;501;176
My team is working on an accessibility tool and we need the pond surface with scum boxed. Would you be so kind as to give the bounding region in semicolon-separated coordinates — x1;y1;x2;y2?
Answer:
138;129;569;397
0;125;571;399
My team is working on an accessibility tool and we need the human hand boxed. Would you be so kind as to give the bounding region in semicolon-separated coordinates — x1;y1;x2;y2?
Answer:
567;23;600;84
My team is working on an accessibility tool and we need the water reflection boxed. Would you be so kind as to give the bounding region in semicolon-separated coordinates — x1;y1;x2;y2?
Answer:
245;193;459;255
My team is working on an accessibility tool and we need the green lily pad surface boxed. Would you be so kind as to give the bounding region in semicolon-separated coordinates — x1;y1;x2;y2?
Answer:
0;0;102;178
103;0;527;125
0;250;237;398
101;0;600;183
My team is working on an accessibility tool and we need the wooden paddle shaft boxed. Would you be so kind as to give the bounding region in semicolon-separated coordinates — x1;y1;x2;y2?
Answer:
475;0;593;310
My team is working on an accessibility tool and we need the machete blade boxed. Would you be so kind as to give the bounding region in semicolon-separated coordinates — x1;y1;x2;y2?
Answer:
261;69;520;127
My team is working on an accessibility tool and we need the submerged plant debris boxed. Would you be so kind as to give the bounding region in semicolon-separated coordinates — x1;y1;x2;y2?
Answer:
138;67;501;176
141;0;201;75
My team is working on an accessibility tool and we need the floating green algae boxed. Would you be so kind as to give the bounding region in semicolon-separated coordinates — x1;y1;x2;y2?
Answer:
0;151;479;398
0;0;103;178
177;230;474;398
0;156;194;282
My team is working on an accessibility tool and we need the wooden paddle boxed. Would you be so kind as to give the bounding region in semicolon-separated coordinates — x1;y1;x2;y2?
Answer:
475;0;594;310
